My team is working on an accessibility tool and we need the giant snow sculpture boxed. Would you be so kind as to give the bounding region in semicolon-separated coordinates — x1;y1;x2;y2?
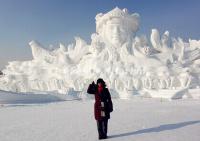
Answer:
0;7;200;99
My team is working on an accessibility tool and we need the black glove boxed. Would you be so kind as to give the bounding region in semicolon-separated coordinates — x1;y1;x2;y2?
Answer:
92;81;96;85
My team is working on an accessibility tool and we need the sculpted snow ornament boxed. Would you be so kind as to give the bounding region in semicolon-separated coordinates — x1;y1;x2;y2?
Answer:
0;7;200;99
95;7;139;47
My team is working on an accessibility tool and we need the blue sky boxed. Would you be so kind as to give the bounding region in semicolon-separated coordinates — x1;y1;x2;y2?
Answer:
0;0;200;69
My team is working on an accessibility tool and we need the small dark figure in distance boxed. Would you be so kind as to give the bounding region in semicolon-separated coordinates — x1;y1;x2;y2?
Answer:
87;78;113;140
0;71;3;75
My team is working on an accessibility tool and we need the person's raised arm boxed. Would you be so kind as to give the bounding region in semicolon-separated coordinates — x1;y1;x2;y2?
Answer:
87;81;97;94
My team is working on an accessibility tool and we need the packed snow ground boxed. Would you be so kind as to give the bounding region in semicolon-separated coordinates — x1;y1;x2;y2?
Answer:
0;98;200;141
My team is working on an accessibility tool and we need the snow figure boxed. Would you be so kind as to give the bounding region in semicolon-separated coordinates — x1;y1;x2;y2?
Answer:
0;7;200;99
178;38;186;62
161;31;170;49
157;67;171;89
144;71;155;89
133;77;142;90
178;68;192;88
151;29;162;51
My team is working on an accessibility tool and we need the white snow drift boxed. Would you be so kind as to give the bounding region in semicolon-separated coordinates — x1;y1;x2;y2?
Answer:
0;7;200;99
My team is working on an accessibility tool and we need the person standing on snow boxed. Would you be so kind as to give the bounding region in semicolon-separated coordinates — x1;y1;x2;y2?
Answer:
87;78;113;140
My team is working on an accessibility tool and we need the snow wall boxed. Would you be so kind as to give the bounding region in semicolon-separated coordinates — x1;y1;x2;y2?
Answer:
0;7;200;99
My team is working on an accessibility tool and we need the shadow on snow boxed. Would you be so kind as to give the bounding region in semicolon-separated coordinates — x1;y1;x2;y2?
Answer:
109;120;200;139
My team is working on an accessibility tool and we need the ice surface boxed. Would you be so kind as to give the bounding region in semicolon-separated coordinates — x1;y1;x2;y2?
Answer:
0;7;200;99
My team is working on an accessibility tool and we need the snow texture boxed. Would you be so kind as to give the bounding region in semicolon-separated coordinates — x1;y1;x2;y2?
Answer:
0;7;200;99
0;98;200;141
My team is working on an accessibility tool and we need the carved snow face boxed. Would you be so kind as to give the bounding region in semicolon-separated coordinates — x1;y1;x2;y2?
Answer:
104;18;129;46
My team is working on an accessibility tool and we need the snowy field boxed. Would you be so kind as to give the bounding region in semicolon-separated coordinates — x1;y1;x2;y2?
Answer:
0;98;200;141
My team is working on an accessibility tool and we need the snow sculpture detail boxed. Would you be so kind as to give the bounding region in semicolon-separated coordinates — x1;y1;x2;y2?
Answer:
0;7;200;99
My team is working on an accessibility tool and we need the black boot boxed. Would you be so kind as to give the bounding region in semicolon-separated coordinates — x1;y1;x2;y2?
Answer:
97;120;104;140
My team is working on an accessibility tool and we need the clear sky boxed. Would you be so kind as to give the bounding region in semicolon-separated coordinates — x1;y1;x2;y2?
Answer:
0;0;200;69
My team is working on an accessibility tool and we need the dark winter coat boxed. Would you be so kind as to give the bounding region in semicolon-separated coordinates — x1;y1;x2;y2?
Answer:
87;82;113;121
